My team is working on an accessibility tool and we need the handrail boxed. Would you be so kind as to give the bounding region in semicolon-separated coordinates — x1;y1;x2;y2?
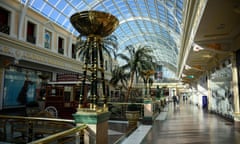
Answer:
108;102;144;105
0;115;74;123
0;114;77;143
28;124;87;144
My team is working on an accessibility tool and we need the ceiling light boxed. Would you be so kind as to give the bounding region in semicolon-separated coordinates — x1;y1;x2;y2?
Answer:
185;65;191;70
192;43;204;52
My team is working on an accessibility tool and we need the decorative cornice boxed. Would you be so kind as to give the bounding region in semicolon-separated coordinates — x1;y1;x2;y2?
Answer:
0;35;82;72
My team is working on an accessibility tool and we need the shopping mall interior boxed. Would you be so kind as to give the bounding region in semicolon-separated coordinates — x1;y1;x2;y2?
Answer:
1;0;240;143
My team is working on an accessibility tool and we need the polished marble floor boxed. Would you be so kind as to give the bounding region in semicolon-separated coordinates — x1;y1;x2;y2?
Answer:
143;103;240;144
1;103;240;144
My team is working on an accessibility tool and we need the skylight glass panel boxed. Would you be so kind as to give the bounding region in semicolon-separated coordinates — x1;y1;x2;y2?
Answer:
145;23;154;31
114;26;123;33
176;9;182;23
138;37;146;42
168;19;175;29
113;12;123;21
70;0;81;6
168;14;175;23
130;8;139;17
162;30;169;37
141;9;149;17
63;20;70;29
56;0;66;11
63;5;74;16
140;24;146;32
153;24;161;32
106;5;116;12
158;8;165;16
128;21;138;29
77;3;88;10
73;31;79;36
176;26;180;34
85;0;94;4
145;37;152;42
140;8;148;17
20;0;27;4
31;0;44;11
121;23;129;30
150;10;157;19
166;1;174;8
49;9;60;22
41;4;52;17
157;4;165;12
107;8;117;15
122;10;132;19
124;29;133;35
147;0;155;7
126;0;136;6
57;15;65;25
102;0;112;7
48;0;58;6
124;41;132;47
176;0;184;9
94;5;105;12
148;29;155;33
160;15;167;23
126;1;137;13
118;3;128;11
136;20;144;28
116;0;125;7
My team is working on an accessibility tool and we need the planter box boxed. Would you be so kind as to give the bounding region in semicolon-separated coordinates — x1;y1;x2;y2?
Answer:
126;111;140;128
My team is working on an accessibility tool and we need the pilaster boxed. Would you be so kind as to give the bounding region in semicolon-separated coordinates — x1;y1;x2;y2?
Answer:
73;110;110;144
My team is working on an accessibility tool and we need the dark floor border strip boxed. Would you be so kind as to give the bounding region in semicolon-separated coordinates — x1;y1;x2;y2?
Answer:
113;126;137;144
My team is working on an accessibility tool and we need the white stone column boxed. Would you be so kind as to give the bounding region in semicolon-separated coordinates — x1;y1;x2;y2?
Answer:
231;53;240;128
68;34;73;58
232;53;240;113
0;68;4;110
207;71;212;112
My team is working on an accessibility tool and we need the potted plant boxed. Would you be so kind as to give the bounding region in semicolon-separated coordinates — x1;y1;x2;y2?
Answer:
126;103;140;127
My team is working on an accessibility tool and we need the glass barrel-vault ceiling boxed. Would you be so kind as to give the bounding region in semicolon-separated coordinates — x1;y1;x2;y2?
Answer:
20;0;185;79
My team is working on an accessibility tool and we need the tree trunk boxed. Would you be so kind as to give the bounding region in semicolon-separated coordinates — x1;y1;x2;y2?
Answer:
125;72;134;102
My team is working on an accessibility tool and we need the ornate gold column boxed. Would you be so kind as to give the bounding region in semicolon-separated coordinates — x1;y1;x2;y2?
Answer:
70;10;119;144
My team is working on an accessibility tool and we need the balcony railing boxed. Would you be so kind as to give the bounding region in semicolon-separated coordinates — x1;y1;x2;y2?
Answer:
0;24;10;35
27;35;36;44
29;124;87;144
58;48;64;54
0;114;90;144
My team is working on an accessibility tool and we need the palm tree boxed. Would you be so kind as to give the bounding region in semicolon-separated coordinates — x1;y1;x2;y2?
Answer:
110;65;129;90
117;45;155;102
140;69;155;97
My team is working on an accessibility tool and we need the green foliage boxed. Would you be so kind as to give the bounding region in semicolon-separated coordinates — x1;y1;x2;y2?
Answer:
111;44;156;102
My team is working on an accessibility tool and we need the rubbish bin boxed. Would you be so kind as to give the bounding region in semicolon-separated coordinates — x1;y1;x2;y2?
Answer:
202;96;208;109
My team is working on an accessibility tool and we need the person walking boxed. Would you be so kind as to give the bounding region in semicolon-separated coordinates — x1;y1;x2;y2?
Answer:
173;95;177;107
176;95;180;108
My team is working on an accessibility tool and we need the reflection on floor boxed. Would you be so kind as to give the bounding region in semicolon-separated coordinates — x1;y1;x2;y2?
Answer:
144;103;240;144
108;120;129;144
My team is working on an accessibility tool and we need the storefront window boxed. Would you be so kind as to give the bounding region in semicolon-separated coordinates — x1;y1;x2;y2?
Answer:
3;68;38;108
209;64;233;117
